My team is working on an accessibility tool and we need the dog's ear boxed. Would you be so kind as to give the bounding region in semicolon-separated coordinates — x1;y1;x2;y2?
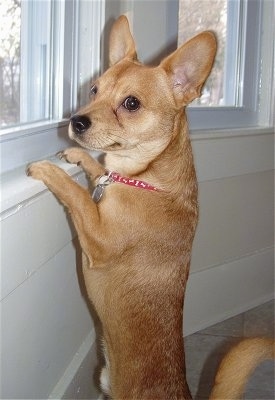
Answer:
160;31;217;106
109;15;137;66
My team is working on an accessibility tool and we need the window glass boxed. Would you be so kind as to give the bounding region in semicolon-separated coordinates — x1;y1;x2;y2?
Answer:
0;0;21;127
0;0;63;130
178;0;239;107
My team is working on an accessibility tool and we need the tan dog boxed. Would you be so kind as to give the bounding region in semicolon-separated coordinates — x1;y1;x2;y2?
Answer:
27;16;274;399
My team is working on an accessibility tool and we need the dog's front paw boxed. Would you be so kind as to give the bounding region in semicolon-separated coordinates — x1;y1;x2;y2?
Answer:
26;160;61;182
57;147;87;166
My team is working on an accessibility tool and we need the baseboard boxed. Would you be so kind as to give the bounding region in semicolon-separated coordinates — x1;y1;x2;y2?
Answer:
184;292;274;337
49;330;98;400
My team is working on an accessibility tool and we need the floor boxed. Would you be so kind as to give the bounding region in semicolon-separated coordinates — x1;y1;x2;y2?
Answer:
184;300;275;399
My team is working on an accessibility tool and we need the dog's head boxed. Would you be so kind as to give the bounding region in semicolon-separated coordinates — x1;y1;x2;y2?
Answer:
69;16;216;174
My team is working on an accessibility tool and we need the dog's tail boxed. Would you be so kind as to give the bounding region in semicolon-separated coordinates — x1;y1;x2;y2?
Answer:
210;337;275;399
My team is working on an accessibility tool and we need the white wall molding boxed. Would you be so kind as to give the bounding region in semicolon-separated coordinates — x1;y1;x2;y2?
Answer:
184;246;274;336
1;241;94;399
191;127;274;182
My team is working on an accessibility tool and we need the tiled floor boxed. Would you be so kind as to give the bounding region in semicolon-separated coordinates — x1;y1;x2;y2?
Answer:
185;300;275;399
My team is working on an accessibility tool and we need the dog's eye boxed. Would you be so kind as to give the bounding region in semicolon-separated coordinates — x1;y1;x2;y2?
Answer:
90;85;98;96
123;96;140;111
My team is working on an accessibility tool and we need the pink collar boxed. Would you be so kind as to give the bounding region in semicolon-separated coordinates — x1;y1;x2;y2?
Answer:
109;172;159;192
92;171;161;203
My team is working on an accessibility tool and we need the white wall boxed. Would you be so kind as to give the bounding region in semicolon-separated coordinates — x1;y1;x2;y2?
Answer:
1;166;98;399
184;130;274;334
1;1;274;399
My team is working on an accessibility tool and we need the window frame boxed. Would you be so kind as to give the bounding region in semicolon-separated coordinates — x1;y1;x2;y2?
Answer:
20;0;53;123
0;0;105;174
183;0;274;130
131;0;274;130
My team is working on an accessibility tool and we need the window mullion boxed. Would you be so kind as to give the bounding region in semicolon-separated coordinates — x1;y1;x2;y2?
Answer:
241;0;262;114
77;0;105;110
224;0;241;106
258;0;274;126
20;0;52;123
50;0;66;120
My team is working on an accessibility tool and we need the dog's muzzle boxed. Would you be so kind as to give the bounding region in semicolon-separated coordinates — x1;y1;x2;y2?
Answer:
70;115;91;135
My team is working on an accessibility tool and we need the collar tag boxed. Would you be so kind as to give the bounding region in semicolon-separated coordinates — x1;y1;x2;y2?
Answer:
91;174;112;203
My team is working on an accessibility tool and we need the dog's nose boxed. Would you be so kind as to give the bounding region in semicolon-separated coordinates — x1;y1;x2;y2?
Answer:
70;115;91;135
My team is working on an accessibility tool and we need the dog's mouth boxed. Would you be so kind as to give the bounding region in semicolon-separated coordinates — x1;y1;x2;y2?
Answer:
69;126;125;152
95;140;127;153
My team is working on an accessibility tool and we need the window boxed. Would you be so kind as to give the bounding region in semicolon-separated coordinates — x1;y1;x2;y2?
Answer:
178;0;274;130
0;0;273;174
179;0;236;107
0;0;105;173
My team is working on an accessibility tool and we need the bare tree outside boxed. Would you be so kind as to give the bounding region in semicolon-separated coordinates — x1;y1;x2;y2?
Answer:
0;0;21;128
178;0;227;106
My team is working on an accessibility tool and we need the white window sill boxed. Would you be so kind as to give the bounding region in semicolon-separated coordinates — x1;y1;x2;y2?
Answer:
0;126;273;219
0;157;83;219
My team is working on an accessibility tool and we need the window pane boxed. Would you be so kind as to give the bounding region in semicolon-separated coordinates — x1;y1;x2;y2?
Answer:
20;0;52;124
0;0;21;128
0;0;58;130
178;0;238;107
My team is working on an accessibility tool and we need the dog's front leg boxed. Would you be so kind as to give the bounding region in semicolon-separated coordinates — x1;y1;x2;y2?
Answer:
58;147;105;181
27;160;93;207
27;160;100;262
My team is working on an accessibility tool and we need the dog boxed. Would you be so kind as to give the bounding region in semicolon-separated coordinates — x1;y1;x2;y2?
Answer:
27;16;274;399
